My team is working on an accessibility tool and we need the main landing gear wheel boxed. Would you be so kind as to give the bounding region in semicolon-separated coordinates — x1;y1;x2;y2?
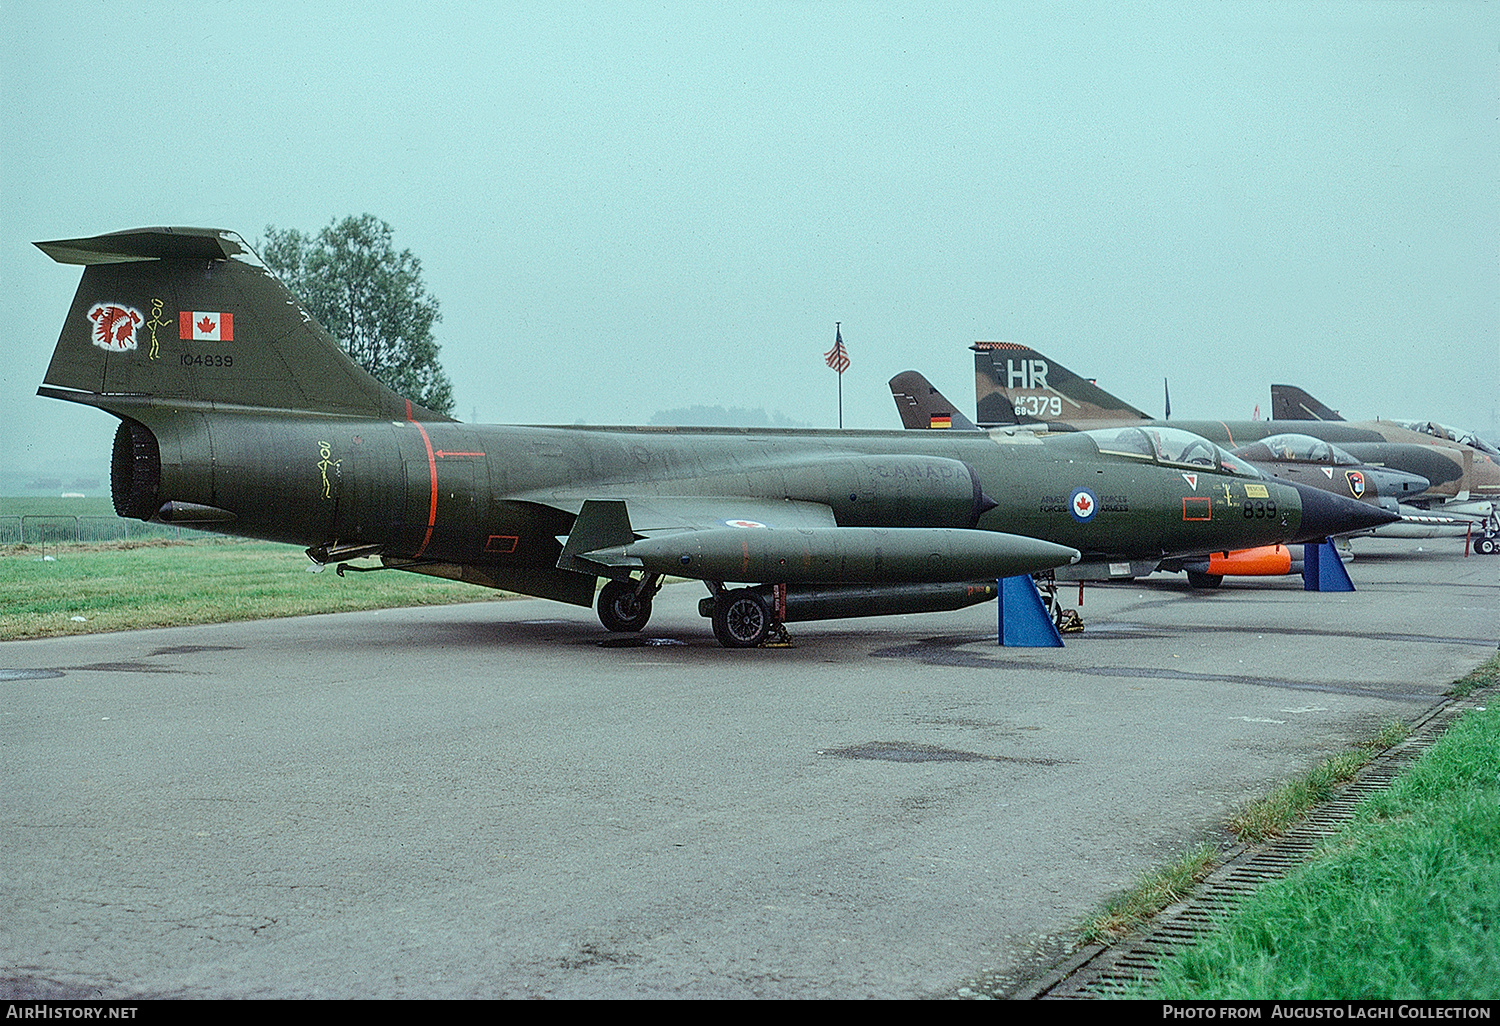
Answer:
1186;570;1223;589
711;588;772;648
598;579;652;632
1476;534;1499;556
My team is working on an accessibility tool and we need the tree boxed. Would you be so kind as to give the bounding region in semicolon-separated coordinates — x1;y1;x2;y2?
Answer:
261;215;455;416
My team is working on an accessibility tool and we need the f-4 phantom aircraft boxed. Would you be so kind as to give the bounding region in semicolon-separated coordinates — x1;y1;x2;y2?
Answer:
34;228;1397;646
1270;383;1500;480
1265;383;1498;545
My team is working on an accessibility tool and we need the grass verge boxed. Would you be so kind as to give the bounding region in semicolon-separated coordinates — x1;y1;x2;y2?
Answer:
1227;719;1410;844
1103;653;1500;999
1140;686;1500;999
0;538;512;641
1079;717;1414;946
1448;653;1500;699
1080;843;1219;944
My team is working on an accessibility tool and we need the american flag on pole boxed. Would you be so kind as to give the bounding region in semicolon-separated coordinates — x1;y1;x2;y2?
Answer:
824;326;849;374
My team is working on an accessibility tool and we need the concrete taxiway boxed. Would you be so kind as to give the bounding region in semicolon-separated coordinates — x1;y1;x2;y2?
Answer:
2;539;1495;998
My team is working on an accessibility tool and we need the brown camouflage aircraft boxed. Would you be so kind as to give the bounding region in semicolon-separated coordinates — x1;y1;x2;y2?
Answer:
33;228;1399;645
1270;383;1500;499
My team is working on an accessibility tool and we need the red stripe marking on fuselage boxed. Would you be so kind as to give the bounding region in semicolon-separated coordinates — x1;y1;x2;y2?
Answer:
407;402;439;557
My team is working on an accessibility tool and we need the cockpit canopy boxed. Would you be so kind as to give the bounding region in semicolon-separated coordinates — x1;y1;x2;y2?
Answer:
1231;433;1360;467
1390;420;1500;458
1084;426;1262;478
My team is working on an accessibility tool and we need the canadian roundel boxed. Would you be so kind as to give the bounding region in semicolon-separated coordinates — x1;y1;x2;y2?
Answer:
1069;487;1098;523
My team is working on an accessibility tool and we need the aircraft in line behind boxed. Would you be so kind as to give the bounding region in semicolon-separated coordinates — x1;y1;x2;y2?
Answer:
1271;383;1500;460
35;228;1396;646
890;370;1442;585
967;342;1499;534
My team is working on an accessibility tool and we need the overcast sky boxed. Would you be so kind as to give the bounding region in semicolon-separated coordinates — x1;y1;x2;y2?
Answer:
4;1;1496;486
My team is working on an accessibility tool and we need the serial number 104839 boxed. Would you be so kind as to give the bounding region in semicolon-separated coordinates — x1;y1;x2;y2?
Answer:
180;354;233;367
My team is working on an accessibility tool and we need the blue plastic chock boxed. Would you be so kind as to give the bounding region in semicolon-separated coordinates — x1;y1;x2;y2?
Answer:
998;575;1065;647
1301;537;1356;592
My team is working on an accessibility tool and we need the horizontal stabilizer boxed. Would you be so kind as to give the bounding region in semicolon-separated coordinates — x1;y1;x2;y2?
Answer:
36;227;241;265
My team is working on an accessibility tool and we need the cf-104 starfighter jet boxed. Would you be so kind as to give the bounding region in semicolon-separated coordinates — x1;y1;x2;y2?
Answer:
35;228;1395;646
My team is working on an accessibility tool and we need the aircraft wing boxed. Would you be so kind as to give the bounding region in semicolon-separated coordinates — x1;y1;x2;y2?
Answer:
546;494;831;576
517;493;840;536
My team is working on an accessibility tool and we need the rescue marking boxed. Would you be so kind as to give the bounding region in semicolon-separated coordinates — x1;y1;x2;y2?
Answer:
407;400;439;557
1183;496;1212;521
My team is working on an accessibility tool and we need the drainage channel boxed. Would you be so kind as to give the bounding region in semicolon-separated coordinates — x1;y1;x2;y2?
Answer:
1011;686;1491;1000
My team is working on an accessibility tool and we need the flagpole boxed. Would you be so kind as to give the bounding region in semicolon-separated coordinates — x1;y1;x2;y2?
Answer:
834;322;846;432
824;322;849;429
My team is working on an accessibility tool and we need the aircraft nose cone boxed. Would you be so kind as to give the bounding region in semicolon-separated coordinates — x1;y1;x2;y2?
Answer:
1288;482;1401;542
1367;468;1430;497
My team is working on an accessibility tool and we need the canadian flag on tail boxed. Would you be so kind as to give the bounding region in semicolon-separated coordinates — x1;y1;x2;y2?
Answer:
179;311;234;341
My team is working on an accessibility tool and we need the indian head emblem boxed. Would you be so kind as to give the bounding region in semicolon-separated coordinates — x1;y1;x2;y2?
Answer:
87;303;143;352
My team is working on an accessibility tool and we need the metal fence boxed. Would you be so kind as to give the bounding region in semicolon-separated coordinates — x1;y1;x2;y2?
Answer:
0;515;198;546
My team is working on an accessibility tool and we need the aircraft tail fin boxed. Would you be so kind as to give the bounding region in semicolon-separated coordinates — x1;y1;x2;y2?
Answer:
971;342;1151;427
1270;384;1344;422
35;227;450;422
888;371;980;430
